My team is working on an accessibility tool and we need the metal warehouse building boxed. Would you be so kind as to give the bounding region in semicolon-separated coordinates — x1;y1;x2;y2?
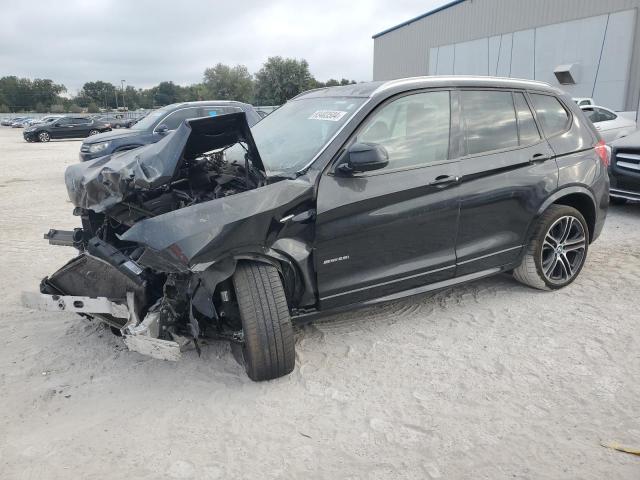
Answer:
372;0;640;111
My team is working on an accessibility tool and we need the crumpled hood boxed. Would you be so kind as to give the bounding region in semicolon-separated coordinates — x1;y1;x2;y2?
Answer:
65;113;264;213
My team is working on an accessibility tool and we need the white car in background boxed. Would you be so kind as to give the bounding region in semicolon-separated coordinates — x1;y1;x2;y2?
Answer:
580;105;637;142
573;97;595;106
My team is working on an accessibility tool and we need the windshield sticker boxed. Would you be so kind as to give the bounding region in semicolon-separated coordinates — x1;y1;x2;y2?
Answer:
309;110;348;121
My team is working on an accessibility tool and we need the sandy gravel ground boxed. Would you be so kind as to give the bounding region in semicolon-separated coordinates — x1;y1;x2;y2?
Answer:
0;127;639;479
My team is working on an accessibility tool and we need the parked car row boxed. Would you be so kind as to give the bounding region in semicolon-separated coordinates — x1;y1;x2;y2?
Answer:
22;116;112;142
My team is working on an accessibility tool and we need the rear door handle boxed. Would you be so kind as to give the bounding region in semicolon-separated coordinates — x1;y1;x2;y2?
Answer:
530;153;549;164
429;175;460;187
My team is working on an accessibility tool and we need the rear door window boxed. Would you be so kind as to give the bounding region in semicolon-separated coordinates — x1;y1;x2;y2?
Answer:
595;108;617;122
160;107;202;130
530;94;570;136
461;90;519;155
514;93;541;145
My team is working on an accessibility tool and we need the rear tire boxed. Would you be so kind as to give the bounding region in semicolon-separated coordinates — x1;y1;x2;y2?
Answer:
89;129;99;136
513;205;589;290
231;262;295;381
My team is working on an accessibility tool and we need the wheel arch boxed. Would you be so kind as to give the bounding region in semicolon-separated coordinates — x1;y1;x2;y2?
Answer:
536;186;597;243
213;245;316;310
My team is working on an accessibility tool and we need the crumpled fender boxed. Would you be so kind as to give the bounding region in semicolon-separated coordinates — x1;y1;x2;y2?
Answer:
119;179;313;269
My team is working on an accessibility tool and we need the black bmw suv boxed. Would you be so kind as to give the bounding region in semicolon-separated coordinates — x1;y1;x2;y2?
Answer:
24;77;609;381
23;116;111;142
79;100;261;161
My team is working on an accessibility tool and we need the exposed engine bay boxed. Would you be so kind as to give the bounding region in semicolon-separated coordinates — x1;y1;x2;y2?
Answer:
22;113;314;361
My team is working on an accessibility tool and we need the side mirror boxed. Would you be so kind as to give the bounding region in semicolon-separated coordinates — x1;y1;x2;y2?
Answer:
156;124;169;134
337;142;389;175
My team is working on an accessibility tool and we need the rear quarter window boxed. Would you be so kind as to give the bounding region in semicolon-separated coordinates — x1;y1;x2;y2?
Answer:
530;94;570;137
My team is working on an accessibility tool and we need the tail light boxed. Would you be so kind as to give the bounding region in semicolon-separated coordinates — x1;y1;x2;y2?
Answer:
594;140;610;167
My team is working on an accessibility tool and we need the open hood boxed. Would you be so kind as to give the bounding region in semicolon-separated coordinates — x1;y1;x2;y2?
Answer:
65;113;265;213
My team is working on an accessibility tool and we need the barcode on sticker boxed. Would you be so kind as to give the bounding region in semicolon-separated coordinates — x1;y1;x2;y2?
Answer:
309;110;347;121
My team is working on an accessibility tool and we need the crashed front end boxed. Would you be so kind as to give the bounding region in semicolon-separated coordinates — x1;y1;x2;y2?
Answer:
23;113;311;360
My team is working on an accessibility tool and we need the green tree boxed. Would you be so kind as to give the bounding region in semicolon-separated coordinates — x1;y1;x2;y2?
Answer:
149;81;185;106
254;57;315;105
0;76;65;111
87;102;100;113
78;81;117;108
69;104;83;113
203;64;254;103
0;104;9;113
50;104;65;113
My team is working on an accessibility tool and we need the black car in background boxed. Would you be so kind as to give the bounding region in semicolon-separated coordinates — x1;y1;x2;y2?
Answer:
25;77;609;381
23;116;111;142
79;101;261;161
609;131;640;203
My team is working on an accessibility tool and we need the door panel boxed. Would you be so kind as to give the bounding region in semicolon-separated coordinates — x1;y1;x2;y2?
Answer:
74;119;91;137
455;146;556;274
52;118;72;138
455;90;558;274
315;164;460;309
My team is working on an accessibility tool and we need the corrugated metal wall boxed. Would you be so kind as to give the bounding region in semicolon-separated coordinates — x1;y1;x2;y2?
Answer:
373;0;640;109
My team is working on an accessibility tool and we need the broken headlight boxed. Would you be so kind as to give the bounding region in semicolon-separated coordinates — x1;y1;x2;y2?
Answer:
88;141;110;153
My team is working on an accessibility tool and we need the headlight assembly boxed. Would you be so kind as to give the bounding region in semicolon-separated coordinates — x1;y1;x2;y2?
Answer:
88;141;110;153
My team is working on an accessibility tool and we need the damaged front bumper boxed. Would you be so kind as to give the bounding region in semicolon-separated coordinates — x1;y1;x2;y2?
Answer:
21;290;185;361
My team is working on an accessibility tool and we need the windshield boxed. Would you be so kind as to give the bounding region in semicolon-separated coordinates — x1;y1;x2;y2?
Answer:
130;107;171;131
226;96;366;175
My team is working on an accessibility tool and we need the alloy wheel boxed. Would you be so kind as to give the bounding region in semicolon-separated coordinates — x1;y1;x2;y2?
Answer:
38;132;50;142
540;215;586;285
89;129;99;136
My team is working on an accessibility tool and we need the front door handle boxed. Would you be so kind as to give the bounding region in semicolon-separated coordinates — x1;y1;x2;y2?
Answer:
530;153;549;163
429;175;459;187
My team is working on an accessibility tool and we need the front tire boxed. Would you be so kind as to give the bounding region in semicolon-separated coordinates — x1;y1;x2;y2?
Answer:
89;129;99;136
513;205;589;290
232;262;295;381
38;131;50;142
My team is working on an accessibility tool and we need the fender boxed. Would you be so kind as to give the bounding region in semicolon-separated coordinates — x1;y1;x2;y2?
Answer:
516;185;597;264
230;240;316;308
190;240;314;309
535;185;596;216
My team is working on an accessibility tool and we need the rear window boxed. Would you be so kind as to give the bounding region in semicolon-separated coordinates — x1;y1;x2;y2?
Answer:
461;90;519;155
530;94;570;137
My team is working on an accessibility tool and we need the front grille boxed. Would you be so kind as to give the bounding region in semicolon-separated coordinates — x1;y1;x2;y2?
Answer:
615;151;640;173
